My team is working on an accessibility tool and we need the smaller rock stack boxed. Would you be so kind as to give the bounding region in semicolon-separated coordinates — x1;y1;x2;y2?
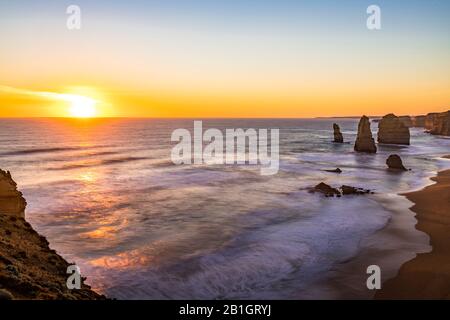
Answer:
354;116;377;153
333;123;343;143
386;154;407;171
377;113;410;145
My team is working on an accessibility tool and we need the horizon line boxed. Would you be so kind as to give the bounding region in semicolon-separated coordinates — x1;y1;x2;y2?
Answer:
0;115;421;120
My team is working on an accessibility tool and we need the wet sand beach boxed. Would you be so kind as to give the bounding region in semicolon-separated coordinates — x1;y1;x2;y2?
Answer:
377;167;450;299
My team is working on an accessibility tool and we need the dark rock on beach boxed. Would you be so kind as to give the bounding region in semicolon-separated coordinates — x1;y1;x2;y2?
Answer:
311;182;341;197
310;182;372;197
325;168;342;174
340;185;372;195
386;154;407;171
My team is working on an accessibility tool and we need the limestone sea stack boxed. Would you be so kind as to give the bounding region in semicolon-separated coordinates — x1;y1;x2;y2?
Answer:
386;154;407;171
333;123;343;143
354;116;377;153
0;169;105;300
377;113;410;145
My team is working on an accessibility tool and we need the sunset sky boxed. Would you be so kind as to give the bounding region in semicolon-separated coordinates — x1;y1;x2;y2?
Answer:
0;0;449;118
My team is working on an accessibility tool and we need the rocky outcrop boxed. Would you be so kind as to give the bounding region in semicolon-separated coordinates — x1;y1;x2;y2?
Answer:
311;182;341;197
0;169;105;300
333;123;343;143
0;169;26;218
309;182;372;197
377;114;410;145
411;115;425;127
341;185;372;195
354;116;377;153
427;111;450;136
325;168;342;174
386;154;407;171
399;116;413;128
425;113;439;130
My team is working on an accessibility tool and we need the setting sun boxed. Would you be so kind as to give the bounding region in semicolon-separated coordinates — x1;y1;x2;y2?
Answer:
68;95;97;118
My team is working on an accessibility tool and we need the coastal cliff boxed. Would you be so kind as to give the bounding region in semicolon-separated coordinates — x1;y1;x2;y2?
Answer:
429;111;450;136
391;112;448;135
425;111;450;136
0;170;26;218
411;115;426;127
0;169;104;300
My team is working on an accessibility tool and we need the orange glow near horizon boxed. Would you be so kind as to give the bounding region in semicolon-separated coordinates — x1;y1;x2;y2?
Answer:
0;83;448;118
1;76;449;119
0;85;115;118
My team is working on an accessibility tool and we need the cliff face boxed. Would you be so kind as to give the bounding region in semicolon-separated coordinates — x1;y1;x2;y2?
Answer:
427;111;450;136
0;169;105;300
0;170;26;218
411;115;426;127
377;113;410;145
425;113;439;130
354;116;377;153
398;116;413;128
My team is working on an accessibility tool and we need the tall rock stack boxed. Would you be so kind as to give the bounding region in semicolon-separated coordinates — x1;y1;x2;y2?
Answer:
377;113;410;145
0;169;26;217
354;116;377;153
333;123;343;143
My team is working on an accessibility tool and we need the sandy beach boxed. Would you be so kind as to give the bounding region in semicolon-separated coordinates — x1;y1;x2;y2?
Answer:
377;167;450;299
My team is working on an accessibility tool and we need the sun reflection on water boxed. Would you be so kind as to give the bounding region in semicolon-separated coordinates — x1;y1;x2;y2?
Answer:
89;249;152;270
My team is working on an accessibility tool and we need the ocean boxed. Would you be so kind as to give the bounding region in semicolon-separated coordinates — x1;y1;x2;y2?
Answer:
0;118;449;299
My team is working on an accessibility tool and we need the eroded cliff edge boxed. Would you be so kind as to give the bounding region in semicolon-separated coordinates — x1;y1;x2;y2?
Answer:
0;169;105;300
